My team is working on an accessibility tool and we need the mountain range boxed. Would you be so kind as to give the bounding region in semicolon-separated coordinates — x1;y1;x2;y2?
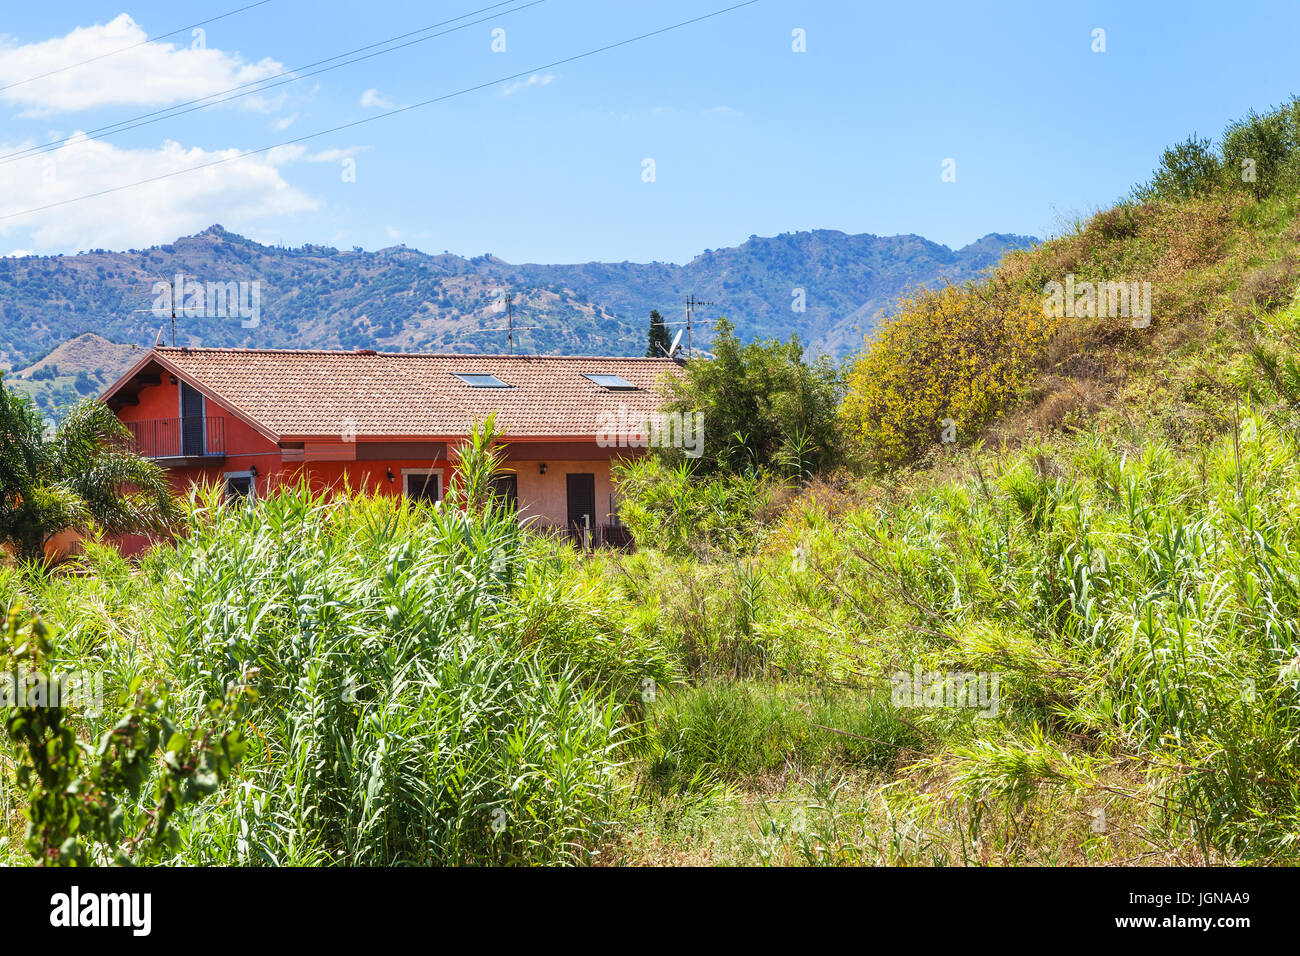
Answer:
0;225;1037;415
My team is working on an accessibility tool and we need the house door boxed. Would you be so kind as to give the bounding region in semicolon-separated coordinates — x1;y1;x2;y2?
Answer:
566;473;595;534
180;382;205;456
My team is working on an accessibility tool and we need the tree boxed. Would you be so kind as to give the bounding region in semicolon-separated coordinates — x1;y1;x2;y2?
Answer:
1133;135;1222;202
646;309;671;358
1221;107;1292;200
661;318;843;477
0;377;178;564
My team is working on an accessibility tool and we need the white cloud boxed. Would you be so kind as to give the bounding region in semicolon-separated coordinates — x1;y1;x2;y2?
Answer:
0;14;287;115
300;146;369;163
500;73;555;97
272;113;299;131
4;249;33;258
359;88;394;109
708;105;741;116
0;134;319;252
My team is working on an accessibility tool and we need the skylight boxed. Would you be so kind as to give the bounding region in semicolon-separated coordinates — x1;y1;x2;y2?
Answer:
454;372;511;388
582;373;639;390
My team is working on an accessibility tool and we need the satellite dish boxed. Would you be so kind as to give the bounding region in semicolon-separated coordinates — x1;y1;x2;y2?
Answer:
667;328;684;358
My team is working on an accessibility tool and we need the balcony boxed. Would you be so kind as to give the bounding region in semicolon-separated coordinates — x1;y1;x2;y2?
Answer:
125;416;225;464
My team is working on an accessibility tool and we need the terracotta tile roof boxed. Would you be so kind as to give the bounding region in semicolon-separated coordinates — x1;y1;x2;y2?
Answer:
116;347;684;440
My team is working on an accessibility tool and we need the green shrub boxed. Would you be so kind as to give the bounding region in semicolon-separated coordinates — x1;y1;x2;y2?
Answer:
662;318;843;477
614;456;779;557
1132;135;1222;202
1134;96;1300;203
840;277;1055;466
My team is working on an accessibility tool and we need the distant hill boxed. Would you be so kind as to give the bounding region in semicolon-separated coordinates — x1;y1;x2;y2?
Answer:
0;225;1036;414
5;332;142;415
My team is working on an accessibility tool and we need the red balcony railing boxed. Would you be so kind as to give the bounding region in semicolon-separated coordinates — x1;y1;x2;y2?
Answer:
125;417;225;460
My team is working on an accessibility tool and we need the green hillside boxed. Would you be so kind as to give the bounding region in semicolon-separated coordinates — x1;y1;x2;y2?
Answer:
602;97;1300;864
4;333;141;419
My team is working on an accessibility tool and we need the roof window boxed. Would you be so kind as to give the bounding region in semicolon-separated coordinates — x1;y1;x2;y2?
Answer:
582;373;639;390
454;372;511;388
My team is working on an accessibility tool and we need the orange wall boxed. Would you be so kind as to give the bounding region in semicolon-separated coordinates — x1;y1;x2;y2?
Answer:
117;375;282;494
274;459;447;498
269;453;625;527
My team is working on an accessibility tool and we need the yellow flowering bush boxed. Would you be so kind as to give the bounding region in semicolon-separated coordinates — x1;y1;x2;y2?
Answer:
841;276;1056;466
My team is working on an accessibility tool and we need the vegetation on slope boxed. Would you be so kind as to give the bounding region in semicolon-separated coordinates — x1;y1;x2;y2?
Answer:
842;95;1300;471
607;97;1300;863
4;333;140;420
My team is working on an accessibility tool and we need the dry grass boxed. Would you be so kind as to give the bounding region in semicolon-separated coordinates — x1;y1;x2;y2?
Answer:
1030;378;1107;435
602;759;1216;867
1234;256;1300;312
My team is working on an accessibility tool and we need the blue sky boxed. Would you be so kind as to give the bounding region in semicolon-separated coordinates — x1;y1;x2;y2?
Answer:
1;0;1299;263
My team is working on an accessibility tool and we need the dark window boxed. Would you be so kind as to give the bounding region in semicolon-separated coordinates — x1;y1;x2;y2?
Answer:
566;473;595;532
405;471;441;503
180;382;206;456
224;474;253;501
490;474;518;513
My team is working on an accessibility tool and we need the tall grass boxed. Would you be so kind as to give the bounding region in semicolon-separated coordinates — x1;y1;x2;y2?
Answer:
748;407;1300;859
4;480;630;865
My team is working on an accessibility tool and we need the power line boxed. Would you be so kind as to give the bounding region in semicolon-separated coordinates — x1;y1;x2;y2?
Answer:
0;0;761;225
0;0;540;170
0;1;275;95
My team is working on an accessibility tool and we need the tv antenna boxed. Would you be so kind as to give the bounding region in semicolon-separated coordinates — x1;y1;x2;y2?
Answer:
466;293;539;355
661;294;715;358
132;275;178;346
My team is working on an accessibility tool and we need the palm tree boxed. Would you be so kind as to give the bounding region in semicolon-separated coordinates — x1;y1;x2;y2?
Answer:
0;379;178;565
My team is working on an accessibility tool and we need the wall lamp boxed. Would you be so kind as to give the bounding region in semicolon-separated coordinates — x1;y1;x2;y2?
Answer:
539;463;547;475
386;467;396;483
249;465;258;478
168;375;178;385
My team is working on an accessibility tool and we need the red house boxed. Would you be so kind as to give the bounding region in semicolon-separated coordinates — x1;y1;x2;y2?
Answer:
101;346;684;551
